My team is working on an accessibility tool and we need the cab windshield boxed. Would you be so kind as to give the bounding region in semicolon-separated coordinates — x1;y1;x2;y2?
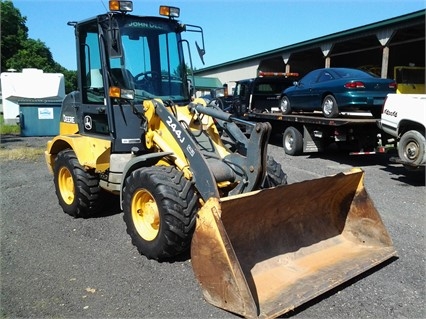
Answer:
109;16;190;104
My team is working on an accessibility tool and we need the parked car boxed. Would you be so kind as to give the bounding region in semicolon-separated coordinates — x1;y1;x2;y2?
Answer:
280;68;397;118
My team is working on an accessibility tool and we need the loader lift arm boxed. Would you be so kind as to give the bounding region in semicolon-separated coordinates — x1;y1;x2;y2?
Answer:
189;102;272;195
152;99;219;200
150;99;272;199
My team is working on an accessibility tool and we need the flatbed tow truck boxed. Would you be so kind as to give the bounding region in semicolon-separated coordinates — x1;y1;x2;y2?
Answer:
243;111;386;155
220;73;388;156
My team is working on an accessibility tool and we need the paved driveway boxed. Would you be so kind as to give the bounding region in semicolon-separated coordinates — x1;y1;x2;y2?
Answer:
1;136;424;318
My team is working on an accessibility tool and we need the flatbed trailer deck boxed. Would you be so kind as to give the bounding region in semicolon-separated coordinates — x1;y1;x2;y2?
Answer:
239;111;386;155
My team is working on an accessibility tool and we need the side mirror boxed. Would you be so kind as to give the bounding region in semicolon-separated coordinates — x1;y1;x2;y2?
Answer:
196;41;205;65
184;24;206;65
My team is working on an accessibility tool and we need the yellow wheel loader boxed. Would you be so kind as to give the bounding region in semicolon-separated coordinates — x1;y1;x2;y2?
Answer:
45;2;397;318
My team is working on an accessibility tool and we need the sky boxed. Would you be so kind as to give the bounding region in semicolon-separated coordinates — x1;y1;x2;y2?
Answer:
12;0;426;71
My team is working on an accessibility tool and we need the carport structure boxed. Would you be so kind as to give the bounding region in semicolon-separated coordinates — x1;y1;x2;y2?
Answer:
195;10;425;90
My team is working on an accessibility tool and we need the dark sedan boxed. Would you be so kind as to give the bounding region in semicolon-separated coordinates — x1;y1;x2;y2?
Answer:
280;68;396;118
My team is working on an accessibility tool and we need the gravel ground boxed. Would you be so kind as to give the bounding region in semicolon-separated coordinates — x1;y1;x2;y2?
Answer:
1;134;425;319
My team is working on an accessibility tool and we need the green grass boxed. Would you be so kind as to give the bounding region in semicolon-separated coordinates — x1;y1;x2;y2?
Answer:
0;146;45;161
0;115;45;161
0;114;20;134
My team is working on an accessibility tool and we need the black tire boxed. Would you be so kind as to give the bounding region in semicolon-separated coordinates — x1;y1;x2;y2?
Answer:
283;126;303;156
122;166;199;261
280;96;292;114
322;94;339;118
398;130;426;166
261;156;288;188
53;149;103;218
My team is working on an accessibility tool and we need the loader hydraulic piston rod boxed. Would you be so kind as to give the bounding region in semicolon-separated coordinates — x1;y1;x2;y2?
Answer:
229;116;256;127
189;102;232;121
189;102;255;127
188;103;248;126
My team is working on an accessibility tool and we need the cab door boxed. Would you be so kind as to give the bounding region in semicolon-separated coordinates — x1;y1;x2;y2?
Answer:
76;19;146;154
76;20;110;141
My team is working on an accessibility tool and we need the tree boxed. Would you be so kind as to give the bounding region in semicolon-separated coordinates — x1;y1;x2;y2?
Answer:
1;0;77;92
1;0;28;72
62;69;78;93
6;38;56;72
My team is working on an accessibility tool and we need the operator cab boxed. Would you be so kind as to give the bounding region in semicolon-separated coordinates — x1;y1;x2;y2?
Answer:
64;1;203;153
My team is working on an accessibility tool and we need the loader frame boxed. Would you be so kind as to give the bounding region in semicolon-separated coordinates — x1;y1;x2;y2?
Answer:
45;2;397;318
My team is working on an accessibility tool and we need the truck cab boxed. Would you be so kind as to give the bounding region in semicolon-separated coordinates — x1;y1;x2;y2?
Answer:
378;93;426;168
231;72;298;115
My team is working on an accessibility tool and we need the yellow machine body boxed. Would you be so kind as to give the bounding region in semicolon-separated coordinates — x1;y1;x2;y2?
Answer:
142;99;230;178
45;2;397;317
45;135;111;174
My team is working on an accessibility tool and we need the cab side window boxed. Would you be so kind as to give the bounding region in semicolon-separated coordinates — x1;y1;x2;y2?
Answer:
79;23;104;104
235;83;248;98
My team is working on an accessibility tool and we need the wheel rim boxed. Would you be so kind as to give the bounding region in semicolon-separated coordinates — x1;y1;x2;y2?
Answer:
280;98;288;112
405;141;419;161
323;98;334;115
284;134;294;151
131;189;160;241
58;166;75;205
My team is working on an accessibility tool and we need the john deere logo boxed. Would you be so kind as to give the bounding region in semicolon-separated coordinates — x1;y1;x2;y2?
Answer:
84;116;93;130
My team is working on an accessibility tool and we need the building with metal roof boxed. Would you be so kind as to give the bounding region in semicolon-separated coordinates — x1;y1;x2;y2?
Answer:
194;10;425;92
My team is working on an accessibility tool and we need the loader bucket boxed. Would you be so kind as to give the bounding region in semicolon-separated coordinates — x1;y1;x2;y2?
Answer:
191;168;397;319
